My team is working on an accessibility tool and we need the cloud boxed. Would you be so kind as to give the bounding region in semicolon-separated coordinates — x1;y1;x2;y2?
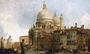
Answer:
0;0;35;41
0;25;7;36
0;12;29;42
0;0;44;42
80;13;90;28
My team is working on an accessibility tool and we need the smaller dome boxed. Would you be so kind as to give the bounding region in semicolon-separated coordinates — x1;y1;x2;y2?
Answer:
53;16;60;24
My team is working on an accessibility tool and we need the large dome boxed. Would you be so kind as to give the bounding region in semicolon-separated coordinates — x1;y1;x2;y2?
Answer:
37;9;53;20
37;2;53;22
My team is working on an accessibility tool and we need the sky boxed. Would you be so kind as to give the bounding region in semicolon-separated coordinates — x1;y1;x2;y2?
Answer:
0;0;90;42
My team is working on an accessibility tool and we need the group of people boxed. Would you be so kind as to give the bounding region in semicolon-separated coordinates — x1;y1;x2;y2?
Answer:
0;48;18;54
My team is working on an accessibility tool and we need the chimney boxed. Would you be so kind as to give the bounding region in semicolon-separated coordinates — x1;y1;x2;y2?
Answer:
64;26;66;29
81;25;84;29
75;23;77;28
71;26;73;29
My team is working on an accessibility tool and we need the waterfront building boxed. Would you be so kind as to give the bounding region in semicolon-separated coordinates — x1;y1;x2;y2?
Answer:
28;1;90;52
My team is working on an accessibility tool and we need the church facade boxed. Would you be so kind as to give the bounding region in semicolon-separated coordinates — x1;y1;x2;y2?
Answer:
29;2;64;50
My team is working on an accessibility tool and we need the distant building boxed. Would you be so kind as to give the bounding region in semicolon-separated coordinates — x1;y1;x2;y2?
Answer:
53;30;67;49
66;27;77;50
88;30;90;52
7;36;13;49
0;37;1;48
0;37;8;49
0;37;4;48
20;36;29;45
3;39;7;48
12;42;20;49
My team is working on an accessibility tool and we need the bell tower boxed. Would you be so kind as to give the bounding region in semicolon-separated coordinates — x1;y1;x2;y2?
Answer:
60;14;64;29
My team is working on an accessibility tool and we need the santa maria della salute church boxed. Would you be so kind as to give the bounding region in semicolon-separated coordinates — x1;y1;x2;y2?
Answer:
29;2;64;49
29;1;90;53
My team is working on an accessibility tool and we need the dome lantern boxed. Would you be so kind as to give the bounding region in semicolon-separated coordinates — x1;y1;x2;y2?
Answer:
42;1;47;10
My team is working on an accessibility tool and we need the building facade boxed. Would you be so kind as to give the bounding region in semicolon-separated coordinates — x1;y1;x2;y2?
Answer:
29;1;64;50
7;36;12;49
20;36;30;45
28;1;90;52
